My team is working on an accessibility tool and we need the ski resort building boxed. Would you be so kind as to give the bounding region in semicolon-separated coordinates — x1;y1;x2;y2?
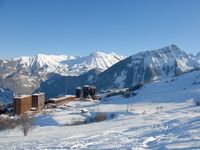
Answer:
83;85;90;98
48;95;76;105
13;95;32;115
82;85;96;99
76;87;82;98
32;93;45;111
89;86;96;98
13;93;45;115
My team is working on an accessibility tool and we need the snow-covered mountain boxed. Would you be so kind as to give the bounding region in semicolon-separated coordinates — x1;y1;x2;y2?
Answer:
15;54;77;76
0;59;18;79
63;51;125;75
93;45;200;90
0;88;13;105
194;52;200;62
0;52;125;96
2;45;200;99
35;69;101;99
35;44;200;98
1;52;125;77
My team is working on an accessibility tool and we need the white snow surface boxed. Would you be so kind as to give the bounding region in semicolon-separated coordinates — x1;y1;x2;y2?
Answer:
111;45;200;88
15;52;125;76
62;51;126;75
129;45;199;80
1;71;200;149
114;70;127;88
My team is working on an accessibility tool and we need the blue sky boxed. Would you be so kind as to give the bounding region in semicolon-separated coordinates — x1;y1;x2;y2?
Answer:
0;0;200;58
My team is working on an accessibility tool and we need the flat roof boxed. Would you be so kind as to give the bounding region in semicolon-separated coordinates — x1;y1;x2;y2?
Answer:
49;95;75;101
83;85;90;88
32;93;45;96
14;95;32;99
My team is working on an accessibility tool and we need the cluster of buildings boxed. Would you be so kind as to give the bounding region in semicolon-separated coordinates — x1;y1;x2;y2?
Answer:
12;85;98;115
76;85;96;99
13;93;45;115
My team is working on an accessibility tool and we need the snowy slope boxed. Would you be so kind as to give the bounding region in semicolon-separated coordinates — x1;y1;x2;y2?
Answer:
0;88;13;104
0;59;18;79
16;54;77;76
1;71;200;149
94;45;200;90
35;69;101;99
194;52;200;63
35;45;200;98
0;52;125;96
13;52;125;76
63;51;126;75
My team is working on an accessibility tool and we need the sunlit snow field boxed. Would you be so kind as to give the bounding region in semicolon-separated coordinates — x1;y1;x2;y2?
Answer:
1;71;200;149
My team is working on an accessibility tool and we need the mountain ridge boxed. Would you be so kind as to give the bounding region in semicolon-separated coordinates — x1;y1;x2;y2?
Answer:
1;51;125;77
0;51;125;95
35;44;200;99
93;44;200;90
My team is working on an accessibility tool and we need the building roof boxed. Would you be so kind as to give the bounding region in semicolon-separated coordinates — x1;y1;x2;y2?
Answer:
32;93;45;96
14;95;32;99
83;85;90;88
49;95;75;101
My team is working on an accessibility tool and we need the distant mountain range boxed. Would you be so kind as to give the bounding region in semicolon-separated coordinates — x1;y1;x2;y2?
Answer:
1;44;200;102
0;51;125;97
35;45;200;99
93;45;200;90
1;51;125;77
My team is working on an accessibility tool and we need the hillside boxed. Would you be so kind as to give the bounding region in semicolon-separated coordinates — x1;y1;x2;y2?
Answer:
94;44;200;90
0;52;125;96
35;69;101;99
1;70;200;149
0;52;125;77
36;45;200;98
62;51;125;75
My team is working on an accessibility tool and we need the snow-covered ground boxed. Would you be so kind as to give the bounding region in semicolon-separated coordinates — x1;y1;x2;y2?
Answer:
1;71;200;149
